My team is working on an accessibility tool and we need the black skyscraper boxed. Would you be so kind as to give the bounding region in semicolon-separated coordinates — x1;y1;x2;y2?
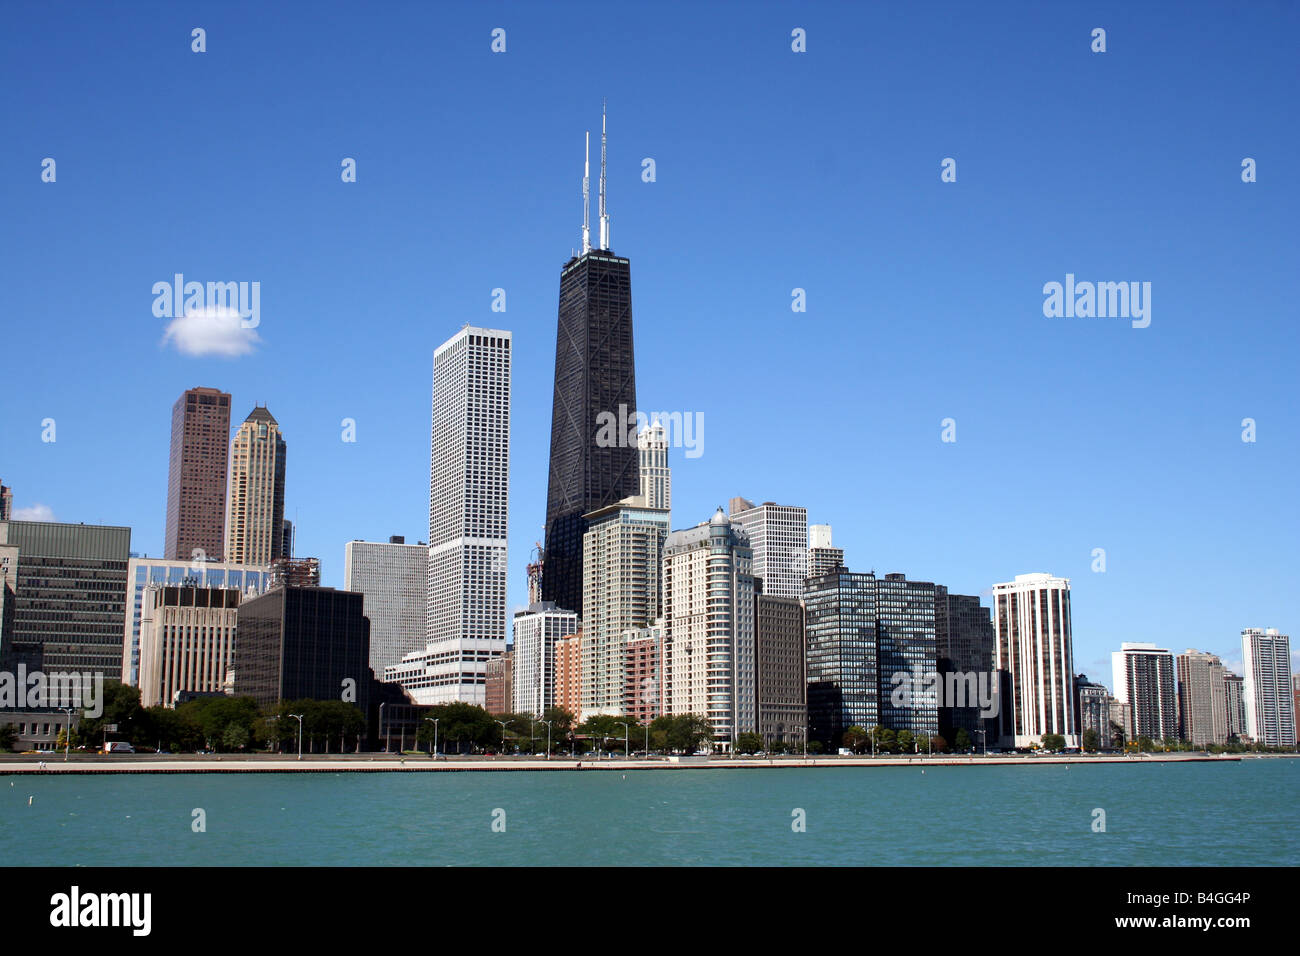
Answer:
542;111;638;616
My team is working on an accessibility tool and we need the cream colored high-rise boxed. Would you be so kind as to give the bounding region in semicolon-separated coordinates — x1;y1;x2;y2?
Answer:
224;406;286;565
138;584;241;708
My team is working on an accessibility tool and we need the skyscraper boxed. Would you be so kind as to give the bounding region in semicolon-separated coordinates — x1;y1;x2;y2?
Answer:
807;524;845;579
755;590;806;748
416;325;511;705
344;537;428;677
804;569;879;745
1240;627;1295;747
542;109;639;617
511;601;579;717
233;586;371;716
1175;649;1228;747
638;422;670;512
728;499;808;598
0;520;130;679
163;387;231;562
581;495;669;717
138;584;241;708
121;555;273;685
662;508;756;750
1112;643;1178;742
225;405;286;566
991;573;1078;748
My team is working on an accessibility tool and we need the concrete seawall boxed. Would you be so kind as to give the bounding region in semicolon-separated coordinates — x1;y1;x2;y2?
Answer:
0;753;1258;775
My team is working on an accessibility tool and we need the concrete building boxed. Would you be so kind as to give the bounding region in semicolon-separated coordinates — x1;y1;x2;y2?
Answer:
1241;628;1295;747
225;406;287;566
623;622;663;725
0;520;130;680
755;592;805;747
728;498;808;599
1112;643;1178;742
138;585;241;707
991;573;1078;749
0;481;11;521
807;524;845;579
1175;650;1228;747
163;387;231;563
121;556;272;686
662;508;756;751
554;630;583;719
485;651;513;715
344;537;428;677
1075;674;1114;750
581;495;669;718
415;326;511;705
511;602;578;717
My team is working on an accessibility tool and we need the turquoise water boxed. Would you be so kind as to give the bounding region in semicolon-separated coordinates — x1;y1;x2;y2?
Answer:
2;760;1295;866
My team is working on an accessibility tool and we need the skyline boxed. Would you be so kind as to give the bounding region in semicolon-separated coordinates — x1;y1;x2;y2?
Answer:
2;2;1298;692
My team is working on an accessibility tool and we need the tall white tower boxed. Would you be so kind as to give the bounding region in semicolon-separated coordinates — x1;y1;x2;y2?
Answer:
637;422;670;513
410;326;511;705
991;572;1077;748
1241;628;1295;747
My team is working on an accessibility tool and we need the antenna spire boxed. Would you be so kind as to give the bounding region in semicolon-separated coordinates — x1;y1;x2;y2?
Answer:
581;131;591;255
598;99;609;250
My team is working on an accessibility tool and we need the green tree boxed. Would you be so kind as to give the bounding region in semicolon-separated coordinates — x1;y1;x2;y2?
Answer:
954;729;973;752
1082;728;1099;752
874;727;896;753
896;729;915;753
807;740;823;754
931;734;948;753
841;726;869;753
0;724;16;752
735;732;763;754
1041;733;1065;752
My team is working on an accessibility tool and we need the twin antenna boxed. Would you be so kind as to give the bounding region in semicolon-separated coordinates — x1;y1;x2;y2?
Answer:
581;100;610;254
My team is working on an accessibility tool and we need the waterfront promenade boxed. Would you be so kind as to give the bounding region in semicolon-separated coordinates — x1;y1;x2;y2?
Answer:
0;752;1259;774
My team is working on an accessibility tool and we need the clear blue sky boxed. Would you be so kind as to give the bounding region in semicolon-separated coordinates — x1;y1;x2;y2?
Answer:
2;1;1296;687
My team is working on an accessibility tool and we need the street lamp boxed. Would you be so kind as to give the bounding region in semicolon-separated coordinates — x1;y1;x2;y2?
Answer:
61;707;75;762
616;722;629;760
495;719;512;756
289;713;304;760
424;717;439;757
379;702;387;753
537;719;553;759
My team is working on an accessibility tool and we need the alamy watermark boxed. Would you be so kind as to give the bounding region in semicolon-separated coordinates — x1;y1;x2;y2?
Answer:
0;665;104;717
595;404;704;459
1042;274;1150;329
152;273;260;328
888;667;1000;718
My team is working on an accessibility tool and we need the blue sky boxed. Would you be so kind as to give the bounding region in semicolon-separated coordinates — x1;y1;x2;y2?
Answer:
2;1;1296;686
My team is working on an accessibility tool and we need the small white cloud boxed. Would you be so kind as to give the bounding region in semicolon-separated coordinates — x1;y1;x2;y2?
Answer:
161;306;261;357
13;503;55;521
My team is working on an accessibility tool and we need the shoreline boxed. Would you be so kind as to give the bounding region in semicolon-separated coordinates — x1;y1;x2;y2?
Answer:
1;752;1279;774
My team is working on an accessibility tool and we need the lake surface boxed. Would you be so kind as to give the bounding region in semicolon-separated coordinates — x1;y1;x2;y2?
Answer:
2;760;1295;866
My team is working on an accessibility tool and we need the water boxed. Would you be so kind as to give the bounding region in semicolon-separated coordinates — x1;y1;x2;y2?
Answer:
2;760;1295;866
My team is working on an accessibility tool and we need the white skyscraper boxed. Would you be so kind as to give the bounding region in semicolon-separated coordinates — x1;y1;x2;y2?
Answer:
344;536;428;677
807;523;845;579
638;422;670;512
511;601;579;716
395;326;510;706
1111;643;1178;742
991;572;1078;748
1241;627;1295;747
728;498;808;598
662;508;756;750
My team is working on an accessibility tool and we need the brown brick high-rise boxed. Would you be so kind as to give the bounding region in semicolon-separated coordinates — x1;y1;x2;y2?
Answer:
164;387;231;562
